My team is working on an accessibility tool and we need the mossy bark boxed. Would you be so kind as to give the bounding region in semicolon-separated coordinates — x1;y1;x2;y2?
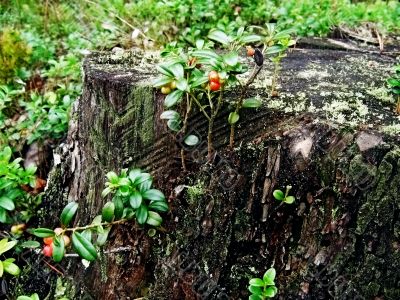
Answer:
36;43;400;299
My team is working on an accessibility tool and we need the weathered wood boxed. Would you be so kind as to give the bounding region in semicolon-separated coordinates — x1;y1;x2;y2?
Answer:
37;41;400;299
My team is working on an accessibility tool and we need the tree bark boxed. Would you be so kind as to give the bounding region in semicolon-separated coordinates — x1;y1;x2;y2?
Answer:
25;42;400;299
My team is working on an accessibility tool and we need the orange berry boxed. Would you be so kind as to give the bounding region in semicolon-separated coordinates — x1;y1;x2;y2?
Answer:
43;237;53;245
246;46;255;56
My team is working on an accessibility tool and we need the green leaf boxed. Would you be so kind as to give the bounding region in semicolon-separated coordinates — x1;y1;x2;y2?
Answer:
106;171;119;184
82;229;93;241
0;208;6;223
228;112;239;125
148;201;169;212
160;110;180;120
242;98;262;108
136;205;148;225
0;261;3;277
101;187;112;198
128;168;142;184
3;259;20;276
284;195;295;204
208;30;232;45
0;239;17;255
102;201;115;222
156;65;174;77
113;197;124;220
20;241;41;249
52;235;65;263
191;75;209;88
142;189;165;201
249;294;262;300
195;39;205;49
388;78;400;87
152;76;173;88
273;190;284;201
96;226;111;246
249;278;264;287
164;90;183;108
264;286;278;298
146;211;163;227
60;201;78;227
72;232;98;261
240;34;262;44
176;78;188;91
17;297;32;300
266;45;284;55
129;190;143;209
263;268;276;284
122;207;135;220
249;285;262;295
169;63;184;79
30;228;55;238
223;52;238;66
184;135;199;146
167;119;181;132
191;50;220;60
0;196;15;211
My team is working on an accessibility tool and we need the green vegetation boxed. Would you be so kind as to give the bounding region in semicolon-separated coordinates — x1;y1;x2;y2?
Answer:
0;0;399;298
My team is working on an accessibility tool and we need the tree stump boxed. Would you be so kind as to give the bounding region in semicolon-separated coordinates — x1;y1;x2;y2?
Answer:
33;41;400;299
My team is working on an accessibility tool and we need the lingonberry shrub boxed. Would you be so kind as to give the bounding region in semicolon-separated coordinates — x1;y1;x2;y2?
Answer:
30;168;168;263
248;268;278;299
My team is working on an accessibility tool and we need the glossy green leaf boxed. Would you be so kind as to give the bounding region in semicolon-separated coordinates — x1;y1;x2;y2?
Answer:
122;207;135;220
149;201;169;212
30;228;55;238
156;65;174;77
101;187;112;198
160;110;180;120
113;196;124;220
152;76;173;88
263;268;276;283
169;63;184;79
0;208;6;223
240;34;262;44
128;168;142;184
146;211;163;227
3;258;20;276
129;190;143;209
142;189;165;201
228;112;239;125
102;201;115;222
96;226;111;246
0;261;3;277
60;201;78;227
284;195;295;204
0;196;15;211
176;78;188;91
136;205;148;225
52;235;65;263
191;75;209;88
72;231;98;261
191;50;220;60
273;190;284;201
195;39;205;49
0;238;17;255
249;285;262;295
184;135;199;146
264;286;278;297
164;90;183;108
208;30;232;45
242;98;262;108
223;52;238;66
249;294;262;300
82;229;93;241
249;278;264;287
167;119;181;132
20;241;41;249
106;171;119;184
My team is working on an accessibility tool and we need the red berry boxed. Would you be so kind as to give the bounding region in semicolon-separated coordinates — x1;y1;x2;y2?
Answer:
208;71;220;83
43;244;53;257
43;237;53;245
209;81;221;91
246;46;255;56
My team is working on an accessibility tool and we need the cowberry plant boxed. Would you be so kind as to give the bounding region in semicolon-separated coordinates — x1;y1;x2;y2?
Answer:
31;168;168;263
17;294;40;300
273;185;295;204
154;27;264;164
0;238;21;278
248;267;278;299
387;64;400;114
0;146;37;223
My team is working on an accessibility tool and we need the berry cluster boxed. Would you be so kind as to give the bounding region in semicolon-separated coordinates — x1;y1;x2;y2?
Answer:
208;70;222;91
42;228;70;257
161;81;177;95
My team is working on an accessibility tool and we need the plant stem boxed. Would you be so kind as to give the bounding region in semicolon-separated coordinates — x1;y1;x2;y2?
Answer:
190;94;211;121
271;60;280;95
229;65;263;148
180;94;192;171
62;219;127;233
396;95;400;114
206;89;224;162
